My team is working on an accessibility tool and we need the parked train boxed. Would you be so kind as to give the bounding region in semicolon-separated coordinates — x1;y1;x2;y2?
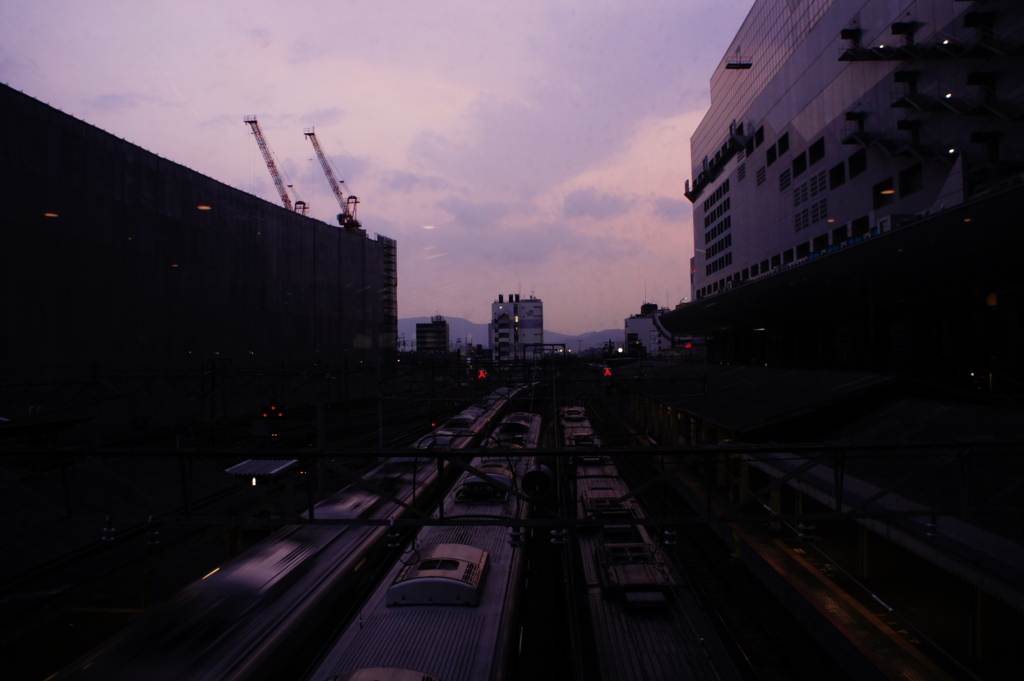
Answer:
305;412;544;681
562;406;738;681
487;411;543;449
413;386;526;451
560;405;601;448
51;388;527;681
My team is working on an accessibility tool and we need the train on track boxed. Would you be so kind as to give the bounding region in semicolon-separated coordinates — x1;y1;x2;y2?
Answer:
305;411;545;681
561;406;739;681
50;387;529;681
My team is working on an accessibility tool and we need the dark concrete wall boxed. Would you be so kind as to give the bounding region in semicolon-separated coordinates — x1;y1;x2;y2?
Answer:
0;84;394;382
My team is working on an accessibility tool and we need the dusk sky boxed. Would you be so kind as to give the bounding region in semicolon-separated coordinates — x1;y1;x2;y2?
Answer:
1;0;753;335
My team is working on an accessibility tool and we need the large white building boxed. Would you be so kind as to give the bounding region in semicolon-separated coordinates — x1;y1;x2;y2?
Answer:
624;303;675;357
687;0;1023;300
489;294;543;360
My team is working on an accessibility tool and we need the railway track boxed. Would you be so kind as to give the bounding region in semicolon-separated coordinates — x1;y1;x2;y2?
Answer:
586;398;854;681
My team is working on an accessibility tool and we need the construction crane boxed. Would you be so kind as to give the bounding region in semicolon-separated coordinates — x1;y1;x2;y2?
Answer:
304;127;361;230
244;115;308;214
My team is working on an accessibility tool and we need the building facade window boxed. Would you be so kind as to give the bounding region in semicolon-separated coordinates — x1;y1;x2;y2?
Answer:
809;137;825;165
849;149;867;178
795;208;810;231
830;162;846;189
851;216;870;237
778;132;790;155
756;166;766;185
810;170;827;196
810;198;827;223
899;163;923;197
873;177;895;209
792;152;807;177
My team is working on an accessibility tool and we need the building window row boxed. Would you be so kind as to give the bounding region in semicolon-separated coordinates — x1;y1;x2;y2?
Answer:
706;251;733;276
794;198;828;231
780;169;792;191
756;166;766;186
794;171;827;206
796;137;826;178
737;163;746;181
702;179;730;212
703;196;731;228
706;233;732;260
704;215;731;244
810;197;828;224
740;211;892;286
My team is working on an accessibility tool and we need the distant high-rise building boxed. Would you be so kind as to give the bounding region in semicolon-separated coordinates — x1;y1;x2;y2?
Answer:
416;315;450;353
489;294;543;360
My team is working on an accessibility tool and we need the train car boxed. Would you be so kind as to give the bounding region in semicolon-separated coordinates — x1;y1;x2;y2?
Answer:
487;411;542;450
51;390;529;681
306;414;544;681
50;458;443;681
413;386;526;451
560;405;602;448
565;415;739;680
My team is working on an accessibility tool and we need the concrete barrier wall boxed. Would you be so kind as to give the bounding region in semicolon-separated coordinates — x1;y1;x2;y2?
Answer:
0;84;393;382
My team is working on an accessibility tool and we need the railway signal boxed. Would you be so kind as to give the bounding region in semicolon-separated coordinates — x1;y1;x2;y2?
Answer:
262;404;285;419
257;403;285;437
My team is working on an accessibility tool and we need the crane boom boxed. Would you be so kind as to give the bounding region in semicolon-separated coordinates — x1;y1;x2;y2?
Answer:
304;127;361;230
244;115;292;211
304;128;345;210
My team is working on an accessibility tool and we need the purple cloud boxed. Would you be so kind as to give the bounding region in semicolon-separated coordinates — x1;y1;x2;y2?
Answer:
383;170;449;192
563;188;634;220
652;197;690;222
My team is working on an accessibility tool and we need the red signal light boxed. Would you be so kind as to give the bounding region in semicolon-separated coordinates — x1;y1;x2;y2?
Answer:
603;368;613;377
262;413;267;418
278;412;283;417
685;343;692;349
478;370;487;379
431;422;437;427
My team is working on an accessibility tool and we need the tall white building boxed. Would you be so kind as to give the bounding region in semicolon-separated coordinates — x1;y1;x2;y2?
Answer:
686;0;1024;300
489;294;543;360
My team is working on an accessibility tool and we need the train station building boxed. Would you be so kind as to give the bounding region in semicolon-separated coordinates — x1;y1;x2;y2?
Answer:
668;0;1024;391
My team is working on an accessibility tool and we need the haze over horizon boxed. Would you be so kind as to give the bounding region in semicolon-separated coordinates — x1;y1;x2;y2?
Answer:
0;0;754;335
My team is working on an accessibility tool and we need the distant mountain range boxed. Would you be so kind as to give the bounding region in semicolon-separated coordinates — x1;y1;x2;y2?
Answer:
398;317;623;351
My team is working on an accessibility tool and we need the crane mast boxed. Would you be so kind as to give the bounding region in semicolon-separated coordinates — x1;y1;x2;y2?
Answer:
245;116;307;213
304;127;361;230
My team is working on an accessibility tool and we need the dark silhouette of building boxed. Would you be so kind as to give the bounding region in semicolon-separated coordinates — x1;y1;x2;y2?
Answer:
416;315;450;353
